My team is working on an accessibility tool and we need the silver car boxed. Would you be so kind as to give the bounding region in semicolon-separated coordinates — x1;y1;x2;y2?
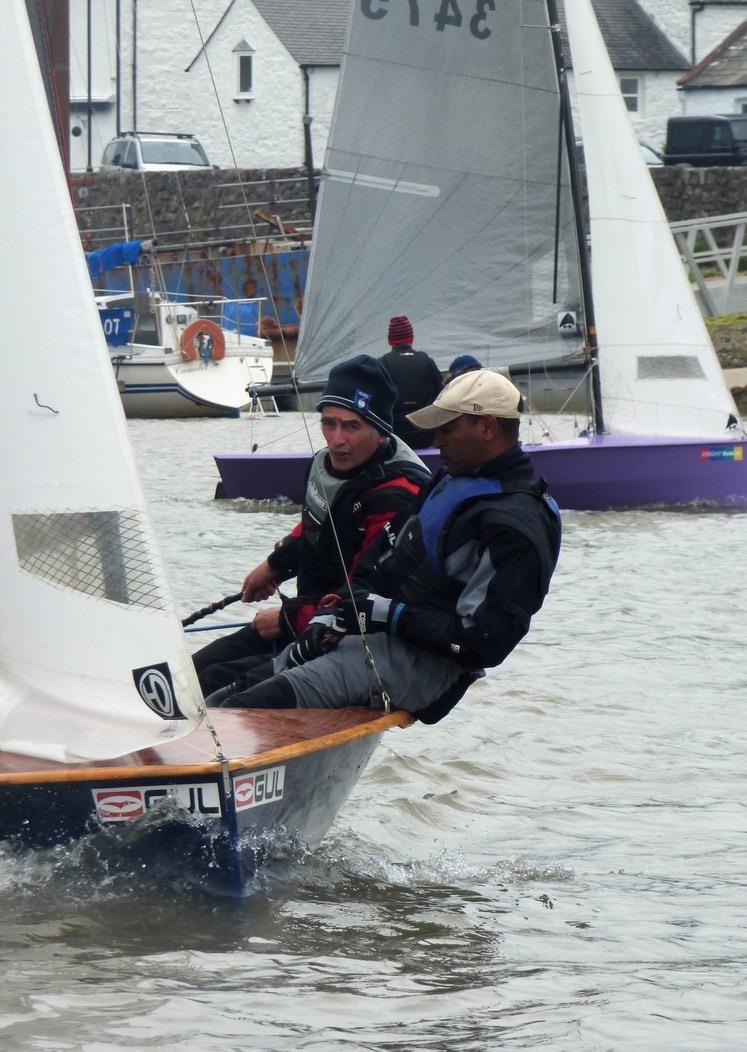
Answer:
99;132;213;172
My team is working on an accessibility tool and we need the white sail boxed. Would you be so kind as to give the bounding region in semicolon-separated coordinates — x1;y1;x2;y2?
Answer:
564;0;739;436
0;1;204;762
295;0;584;381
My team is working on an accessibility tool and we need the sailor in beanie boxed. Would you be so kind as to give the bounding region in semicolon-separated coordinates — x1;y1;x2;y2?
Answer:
195;354;430;698
381;316;443;450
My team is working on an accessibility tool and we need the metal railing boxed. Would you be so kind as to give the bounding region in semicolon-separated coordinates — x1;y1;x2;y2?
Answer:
670;211;747;316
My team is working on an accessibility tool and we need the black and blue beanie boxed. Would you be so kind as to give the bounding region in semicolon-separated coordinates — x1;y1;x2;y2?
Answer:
316;354;396;435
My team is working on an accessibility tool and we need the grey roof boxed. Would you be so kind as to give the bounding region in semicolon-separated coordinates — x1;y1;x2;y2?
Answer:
678;19;747;87
560;0;689;71
251;0;349;66
192;0;688;72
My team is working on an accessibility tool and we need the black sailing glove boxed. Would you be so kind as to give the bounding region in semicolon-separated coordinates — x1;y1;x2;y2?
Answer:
285;610;347;668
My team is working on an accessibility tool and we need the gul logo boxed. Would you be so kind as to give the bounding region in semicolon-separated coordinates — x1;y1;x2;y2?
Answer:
93;789;145;821
92;783;221;823
132;662;187;720
233;766;285;812
700;446;744;462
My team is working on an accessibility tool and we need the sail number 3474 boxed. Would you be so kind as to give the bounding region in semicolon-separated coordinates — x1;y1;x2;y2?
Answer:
362;0;495;40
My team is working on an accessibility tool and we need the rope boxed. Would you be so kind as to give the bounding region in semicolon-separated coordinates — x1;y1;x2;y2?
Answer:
181;592;243;628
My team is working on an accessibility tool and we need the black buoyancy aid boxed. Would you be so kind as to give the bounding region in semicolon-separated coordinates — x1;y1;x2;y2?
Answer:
376;473;561;611
296;439;429;595
382;349;438;416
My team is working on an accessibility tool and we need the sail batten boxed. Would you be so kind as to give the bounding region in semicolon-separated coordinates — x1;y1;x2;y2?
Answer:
295;0;584;381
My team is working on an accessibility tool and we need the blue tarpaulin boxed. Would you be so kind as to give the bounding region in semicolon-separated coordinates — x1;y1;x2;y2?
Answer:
86;240;144;280
220;300;259;336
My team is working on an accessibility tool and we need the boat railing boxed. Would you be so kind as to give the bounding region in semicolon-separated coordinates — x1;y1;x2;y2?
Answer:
172;295;268;345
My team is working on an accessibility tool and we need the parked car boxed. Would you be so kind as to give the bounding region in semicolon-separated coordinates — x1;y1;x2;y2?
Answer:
99;132;213;172
663;115;747;167
575;139;663;167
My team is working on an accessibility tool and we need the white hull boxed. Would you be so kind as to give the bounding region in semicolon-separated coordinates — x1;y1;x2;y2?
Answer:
100;290;274;418
112;349;273;418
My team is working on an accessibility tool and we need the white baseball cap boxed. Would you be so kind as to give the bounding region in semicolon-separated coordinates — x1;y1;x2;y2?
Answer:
407;369;523;430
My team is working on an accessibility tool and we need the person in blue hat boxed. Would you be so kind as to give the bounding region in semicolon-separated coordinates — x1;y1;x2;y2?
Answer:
444;354;482;384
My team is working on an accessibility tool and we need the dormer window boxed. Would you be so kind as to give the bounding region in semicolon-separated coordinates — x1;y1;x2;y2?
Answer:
234;40;254;100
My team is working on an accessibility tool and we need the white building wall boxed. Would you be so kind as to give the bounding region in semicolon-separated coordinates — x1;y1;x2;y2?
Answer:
636;0;692;57
117;0;305;169
638;0;747;64
679;85;747;113
308;67;339;166
692;7;747;60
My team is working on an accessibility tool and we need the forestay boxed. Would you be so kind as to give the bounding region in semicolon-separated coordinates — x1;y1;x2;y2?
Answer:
564;0;739;436
0;2;204;762
295;0;584;381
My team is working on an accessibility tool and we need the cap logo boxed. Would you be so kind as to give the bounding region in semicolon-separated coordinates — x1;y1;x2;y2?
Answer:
472;402;483;412
354;389;370;412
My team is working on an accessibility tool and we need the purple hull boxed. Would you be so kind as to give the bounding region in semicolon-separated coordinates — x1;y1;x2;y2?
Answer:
214;435;747;510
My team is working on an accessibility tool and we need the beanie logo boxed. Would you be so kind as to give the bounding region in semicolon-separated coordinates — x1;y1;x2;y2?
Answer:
354;389;370;413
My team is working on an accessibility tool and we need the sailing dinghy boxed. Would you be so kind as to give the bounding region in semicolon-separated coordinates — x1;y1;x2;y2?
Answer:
0;0;410;894
215;0;746;509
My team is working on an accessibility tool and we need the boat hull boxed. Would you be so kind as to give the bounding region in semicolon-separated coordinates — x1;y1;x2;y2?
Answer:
112;355;272;419
526;434;747;510
0;708;411;895
214;436;747;509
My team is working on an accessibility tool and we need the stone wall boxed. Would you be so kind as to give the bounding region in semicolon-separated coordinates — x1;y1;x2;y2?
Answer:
72;165;747;252
72;167;316;252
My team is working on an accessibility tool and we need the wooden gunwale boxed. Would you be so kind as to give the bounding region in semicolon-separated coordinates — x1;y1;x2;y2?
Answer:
0;708;413;786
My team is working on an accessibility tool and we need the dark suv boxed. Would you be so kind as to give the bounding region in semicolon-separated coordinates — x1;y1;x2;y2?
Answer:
663;114;747;166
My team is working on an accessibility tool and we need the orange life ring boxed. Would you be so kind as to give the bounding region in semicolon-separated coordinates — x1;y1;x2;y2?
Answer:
180;319;226;361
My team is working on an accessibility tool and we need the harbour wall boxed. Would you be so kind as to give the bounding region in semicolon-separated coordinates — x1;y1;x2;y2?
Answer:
72;166;747;248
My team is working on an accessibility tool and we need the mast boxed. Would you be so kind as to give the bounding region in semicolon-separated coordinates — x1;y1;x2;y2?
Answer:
545;0;605;434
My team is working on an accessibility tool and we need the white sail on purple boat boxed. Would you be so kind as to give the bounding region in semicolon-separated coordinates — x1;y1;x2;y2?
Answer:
214;0;747;509
0;0;411;893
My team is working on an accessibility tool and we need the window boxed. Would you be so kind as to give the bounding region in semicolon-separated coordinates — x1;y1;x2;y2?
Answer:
620;77;639;113
234;40;255;98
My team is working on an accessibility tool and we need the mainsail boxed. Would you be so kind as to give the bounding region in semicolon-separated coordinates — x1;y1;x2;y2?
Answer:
295;0;585;382
564;0;739;436
0;1;204;761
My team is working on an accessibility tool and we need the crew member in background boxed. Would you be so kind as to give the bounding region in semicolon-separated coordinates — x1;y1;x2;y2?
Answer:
208;369;561;725
192;355;430;696
381;315;443;449
444;354;483;385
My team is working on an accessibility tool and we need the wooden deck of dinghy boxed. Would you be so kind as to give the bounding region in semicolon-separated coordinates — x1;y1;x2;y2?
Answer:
0;708;413;784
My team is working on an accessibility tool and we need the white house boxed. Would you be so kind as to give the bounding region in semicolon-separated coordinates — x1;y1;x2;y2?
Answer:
69;0;347;172
68;0;747;172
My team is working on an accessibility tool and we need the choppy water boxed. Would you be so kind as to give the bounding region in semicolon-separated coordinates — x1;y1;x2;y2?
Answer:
1;413;746;1050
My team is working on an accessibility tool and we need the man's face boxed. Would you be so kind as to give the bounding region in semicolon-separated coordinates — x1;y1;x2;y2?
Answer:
433;415;492;474
320;407;387;471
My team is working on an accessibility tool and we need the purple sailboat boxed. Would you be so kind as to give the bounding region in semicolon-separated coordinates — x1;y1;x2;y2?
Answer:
214;0;746;509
